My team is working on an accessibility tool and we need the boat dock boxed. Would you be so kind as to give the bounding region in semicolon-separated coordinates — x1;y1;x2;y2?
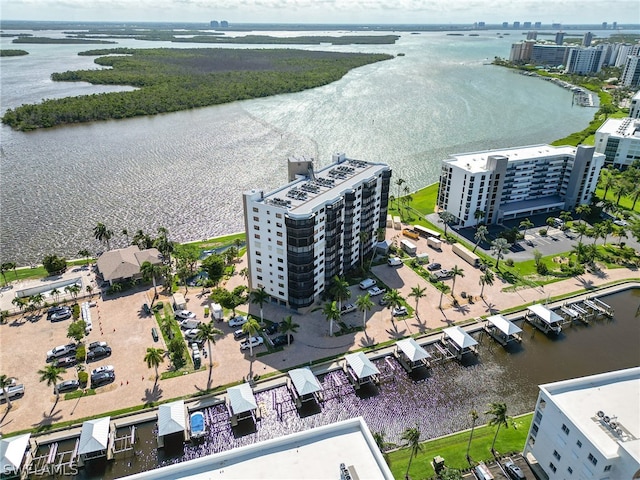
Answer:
525;304;563;335
483;315;522;346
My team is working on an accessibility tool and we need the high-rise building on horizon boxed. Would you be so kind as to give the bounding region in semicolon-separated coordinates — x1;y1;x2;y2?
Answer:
555;31;565;45
582;31;593;47
526;31;537;40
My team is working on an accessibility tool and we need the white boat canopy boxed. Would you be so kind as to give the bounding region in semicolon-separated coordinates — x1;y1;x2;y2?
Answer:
396;338;431;362
288;368;323;396
0;433;31;472
443;326;478;349
345;352;380;379
158;400;186;437
227;383;257;415
486;315;522;336
527;304;563;325
78;416;110;455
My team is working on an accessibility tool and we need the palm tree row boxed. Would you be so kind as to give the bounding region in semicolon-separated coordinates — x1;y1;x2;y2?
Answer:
598;162;640;209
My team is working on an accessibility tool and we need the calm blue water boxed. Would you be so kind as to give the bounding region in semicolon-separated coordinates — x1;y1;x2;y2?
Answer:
0;30;597;264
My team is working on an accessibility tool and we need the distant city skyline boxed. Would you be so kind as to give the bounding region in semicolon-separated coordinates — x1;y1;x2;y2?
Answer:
0;0;638;26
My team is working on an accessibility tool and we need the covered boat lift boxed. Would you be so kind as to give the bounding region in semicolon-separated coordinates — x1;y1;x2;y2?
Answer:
526;304;562;335
441;326;478;360
484;315;522;346
394;338;431;372
77;417;113;466
344;352;380;389
157;401;188;448
1;433;32;478
227;383;259;426
288;368;324;407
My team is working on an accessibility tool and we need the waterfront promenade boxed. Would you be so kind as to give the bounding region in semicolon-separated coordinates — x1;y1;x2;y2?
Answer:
0;241;638;435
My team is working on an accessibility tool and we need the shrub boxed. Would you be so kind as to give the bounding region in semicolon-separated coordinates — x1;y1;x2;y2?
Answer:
505;258;514;267
75;345;86;362
536;262;549;275
154;301;164;311
539;228;548;236
42;254;67;276
78;371;88;386
72;303;80;320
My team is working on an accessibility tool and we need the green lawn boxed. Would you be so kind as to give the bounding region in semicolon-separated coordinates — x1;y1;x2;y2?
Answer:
387;413;532;479
595;188;640;215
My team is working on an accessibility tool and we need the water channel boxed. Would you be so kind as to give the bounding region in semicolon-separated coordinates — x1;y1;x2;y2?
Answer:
36;288;640;479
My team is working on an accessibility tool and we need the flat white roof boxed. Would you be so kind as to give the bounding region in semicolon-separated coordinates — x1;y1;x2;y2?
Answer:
158;400;186;437
486;315;522;336
123;417;393;479
597;117;640;138
527;304;563;325
227;383;257;415
345;352;380;379
0;433;31;472
288;367;323;396
444;144;577;174
540;367;640;461
396;338;431;362
443;326;478;349
78;416;110;455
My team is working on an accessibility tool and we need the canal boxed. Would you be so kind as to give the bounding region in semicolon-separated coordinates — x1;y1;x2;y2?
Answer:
45;288;640;479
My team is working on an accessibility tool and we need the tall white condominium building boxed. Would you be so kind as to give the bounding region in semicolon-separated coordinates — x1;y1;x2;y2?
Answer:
523;367;640;480
595;117;640;169
629;90;640;119
621;55;640;88
437;145;604;227
243;153;391;309
565;46;604;75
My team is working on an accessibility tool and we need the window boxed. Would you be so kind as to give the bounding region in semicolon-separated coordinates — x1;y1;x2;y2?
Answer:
277;241;283;246
256;267;262;273
553;450;561;461
256;259;262;264
278;275;284;280
604;465;611;472
276;213;282;218
253;207;258;212
254;225;260;230
256;251;261;256
567;467;573;474
253;216;259;221
277;232;283;237
588;453;597;466
576;440;582;448
549;462;557;473
277;258;283;263
254;234;261;239
562;424;570;435
257;275;263;281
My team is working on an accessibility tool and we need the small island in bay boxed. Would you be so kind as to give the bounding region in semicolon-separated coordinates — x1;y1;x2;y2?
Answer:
12;36;117;44
2;48;393;131
0;49;29;57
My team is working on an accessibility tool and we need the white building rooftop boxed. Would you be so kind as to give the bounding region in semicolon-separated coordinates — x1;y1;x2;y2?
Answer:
597;117;640;138
444;144;578;173
541;367;640;461
124;417;393;479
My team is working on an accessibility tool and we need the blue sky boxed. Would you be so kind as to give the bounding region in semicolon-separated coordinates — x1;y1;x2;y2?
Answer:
1;0;637;25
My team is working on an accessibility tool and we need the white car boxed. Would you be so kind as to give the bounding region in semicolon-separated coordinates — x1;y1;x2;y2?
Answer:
175;310;196;320
392;306;408;317
340;303;356;315
229;315;248;327
184;329;201;340
240;336;264;350
368;286;386;297
387;257;403;266
91;365;114;376
614;219;629;227
46;344;76;360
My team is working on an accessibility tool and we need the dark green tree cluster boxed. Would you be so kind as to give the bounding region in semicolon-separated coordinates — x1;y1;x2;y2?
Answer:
0;49;29;57
2;48;393;131
43;254;67;276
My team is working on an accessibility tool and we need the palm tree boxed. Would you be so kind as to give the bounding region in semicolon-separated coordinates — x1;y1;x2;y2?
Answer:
329;276;351;311
93;222;113;251
249;287;269;324
519;218;534;240
0;374;13;409
77;249;91;266
472;225;488;253
575;222;589;243
449;265;464;297
575;204;591;222
196;323;223;369
438;284;451;309
612;179;631;206
0;263;10;286
30;293;45;313
474;209;485;226
439;211;455;238
121;228;130;245
64;284;80;302
11;297;27;315
384;289;404;320
322;301;341;336
144;347;165;380
86;285;94;297
401;425;422;479
559;210;573;225
408;285;426;316
598;168;617;200
479;270;495;297
466;409;479;463
50;288;61;304
38;364;66;401
491;238;511;269
355;293;374;329
395;178;406;208
280;315;299;346
140;261;162;298
485;402;512;454
239;267;249;282
241;318;261;356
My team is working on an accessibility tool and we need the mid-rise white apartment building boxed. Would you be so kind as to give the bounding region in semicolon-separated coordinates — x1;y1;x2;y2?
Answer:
565;46;604;75
629;90;640;119
437;145;604;227
595;117;640;169
621;56;640;88
523;367;640;480
243;154;391;309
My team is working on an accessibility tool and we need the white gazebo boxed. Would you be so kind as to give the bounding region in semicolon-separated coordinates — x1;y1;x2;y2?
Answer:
227;383;258;426
484;315;523;346
78;417;112;464
441;326;478;360
344;352;380;389
394;338;431;372
288;367;323;407
526;304;563;335
157;400;187;447
0;433;32;476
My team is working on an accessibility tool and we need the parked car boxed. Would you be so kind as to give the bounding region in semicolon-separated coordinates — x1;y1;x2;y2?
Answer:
240;336;264;351
614;219;629;227
142;303;151;315
91;370;115;388
272;334;294;347
184;329;201;340
46;343;77;361
88;341;108;351
379;297;389;306
179;319;201;330
91;365;114;376
504;460;526;480
359;278;376;290
340;303;356;314
229;315;248;327
263;322;280;335
234;328;248;340
392;306;408;317
427;262;441;271
387;257;403;266
47;305;69;320
151;327;159;342
56;379;80;394
434;269;452;279
368;286;386;297
175;310;196;320
87;346;112;361
50;309;72;322
55;356;78;368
